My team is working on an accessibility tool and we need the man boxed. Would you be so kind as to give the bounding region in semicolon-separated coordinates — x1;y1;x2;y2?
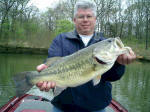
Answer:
36;0;136;112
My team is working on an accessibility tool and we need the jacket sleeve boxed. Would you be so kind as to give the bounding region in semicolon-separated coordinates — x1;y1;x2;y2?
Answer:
48;34;63;58
101;62;126;82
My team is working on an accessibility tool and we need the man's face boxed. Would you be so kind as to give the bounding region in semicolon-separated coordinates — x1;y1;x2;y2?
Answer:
74;8;96;35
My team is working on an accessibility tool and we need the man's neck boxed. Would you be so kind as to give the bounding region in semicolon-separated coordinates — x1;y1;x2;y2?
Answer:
77;30;94;36
78;32;94;36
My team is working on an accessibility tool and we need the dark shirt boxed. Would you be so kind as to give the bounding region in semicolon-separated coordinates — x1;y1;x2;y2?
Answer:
48;30;125;112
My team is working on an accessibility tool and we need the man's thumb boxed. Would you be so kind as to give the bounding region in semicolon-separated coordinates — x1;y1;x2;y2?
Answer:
36;64;48;72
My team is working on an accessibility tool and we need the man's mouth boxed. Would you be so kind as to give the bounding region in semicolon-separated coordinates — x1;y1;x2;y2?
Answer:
95;57;107;64
82;25;89;27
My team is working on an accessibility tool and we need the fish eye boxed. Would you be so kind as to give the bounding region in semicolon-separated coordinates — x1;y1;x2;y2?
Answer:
108;40;112;43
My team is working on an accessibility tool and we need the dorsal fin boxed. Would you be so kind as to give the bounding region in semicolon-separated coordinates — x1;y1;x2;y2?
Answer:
45;57;62;66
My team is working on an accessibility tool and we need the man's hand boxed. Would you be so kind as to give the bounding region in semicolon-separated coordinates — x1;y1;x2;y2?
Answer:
117;48;136;65
36;64;56;92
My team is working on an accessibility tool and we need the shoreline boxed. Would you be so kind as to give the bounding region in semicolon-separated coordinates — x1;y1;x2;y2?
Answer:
0;45;150;62
0;45;48;55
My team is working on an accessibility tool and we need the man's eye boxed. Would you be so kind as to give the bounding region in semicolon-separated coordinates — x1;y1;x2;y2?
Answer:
87;16;92;18
78;16;84;19
77;15;93;20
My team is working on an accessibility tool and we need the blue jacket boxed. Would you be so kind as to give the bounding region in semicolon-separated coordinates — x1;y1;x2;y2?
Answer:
48;30;125;112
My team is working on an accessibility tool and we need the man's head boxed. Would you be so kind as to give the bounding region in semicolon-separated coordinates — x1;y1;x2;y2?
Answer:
73;0;97;35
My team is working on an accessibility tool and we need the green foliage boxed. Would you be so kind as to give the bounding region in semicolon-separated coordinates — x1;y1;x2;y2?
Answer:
24;20;39;34
54;19;74;36
0;22;10;39
13;22;25;38
122;36;150;59
15;27;25;38
0;0;149;52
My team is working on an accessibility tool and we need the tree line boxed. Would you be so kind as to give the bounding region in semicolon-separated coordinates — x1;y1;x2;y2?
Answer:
0;0;149;49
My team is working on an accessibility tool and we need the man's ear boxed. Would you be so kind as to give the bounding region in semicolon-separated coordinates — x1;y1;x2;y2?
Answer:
94;17;96;22
73;17;76;23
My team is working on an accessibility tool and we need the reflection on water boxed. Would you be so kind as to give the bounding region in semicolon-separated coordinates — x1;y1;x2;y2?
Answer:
0;53;150;112
0;53;46;106
112;62;150;112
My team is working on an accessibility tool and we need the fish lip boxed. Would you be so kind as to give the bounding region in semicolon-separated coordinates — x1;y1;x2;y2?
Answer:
115;37;124;48
94;57;107;64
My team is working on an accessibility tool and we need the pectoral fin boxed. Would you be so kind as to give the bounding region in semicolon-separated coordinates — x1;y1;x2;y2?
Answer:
93;75;101;86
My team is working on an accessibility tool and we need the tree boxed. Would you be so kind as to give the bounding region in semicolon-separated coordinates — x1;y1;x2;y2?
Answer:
0;0;16;37
55;19;74;36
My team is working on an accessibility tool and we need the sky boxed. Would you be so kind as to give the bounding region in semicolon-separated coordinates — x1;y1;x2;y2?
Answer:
29;0;127;12
29;0;60;12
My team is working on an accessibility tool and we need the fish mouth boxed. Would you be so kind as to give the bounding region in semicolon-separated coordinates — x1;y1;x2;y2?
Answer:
94;57;107;64
115;37;124;49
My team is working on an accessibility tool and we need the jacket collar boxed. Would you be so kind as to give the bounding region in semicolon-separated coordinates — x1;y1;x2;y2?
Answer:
66;30;104;41
65;30;79;39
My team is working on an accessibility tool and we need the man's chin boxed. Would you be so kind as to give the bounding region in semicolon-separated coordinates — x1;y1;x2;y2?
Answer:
81;30;92;35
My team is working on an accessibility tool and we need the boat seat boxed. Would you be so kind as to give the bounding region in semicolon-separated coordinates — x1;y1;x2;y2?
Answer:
14;99;53;112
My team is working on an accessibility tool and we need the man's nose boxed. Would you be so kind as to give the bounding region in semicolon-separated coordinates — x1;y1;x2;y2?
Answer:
83;16;88;21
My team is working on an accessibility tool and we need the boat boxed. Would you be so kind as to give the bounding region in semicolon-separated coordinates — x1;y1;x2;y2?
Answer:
0;94;128;112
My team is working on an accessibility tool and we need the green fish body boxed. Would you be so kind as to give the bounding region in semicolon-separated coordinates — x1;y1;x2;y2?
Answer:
26;37;131;87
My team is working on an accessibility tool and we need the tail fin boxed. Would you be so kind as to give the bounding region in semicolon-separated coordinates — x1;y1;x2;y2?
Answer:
13;71;39;96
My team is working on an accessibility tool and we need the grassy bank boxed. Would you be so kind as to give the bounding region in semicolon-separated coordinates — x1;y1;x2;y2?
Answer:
0;37;149;61
122;38;150;61
0;30;55;54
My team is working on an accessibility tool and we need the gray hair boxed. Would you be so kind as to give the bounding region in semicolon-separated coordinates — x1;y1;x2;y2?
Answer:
74;0;97;17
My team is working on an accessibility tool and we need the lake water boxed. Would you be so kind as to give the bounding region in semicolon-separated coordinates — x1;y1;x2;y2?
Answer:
0;53;150;112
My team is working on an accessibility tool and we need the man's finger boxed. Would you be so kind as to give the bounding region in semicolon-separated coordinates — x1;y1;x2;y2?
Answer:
51;82;56;88
122;54;128;64
45;82;51;92
40;81;47;91
37;64;48;72
36;81;44;87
